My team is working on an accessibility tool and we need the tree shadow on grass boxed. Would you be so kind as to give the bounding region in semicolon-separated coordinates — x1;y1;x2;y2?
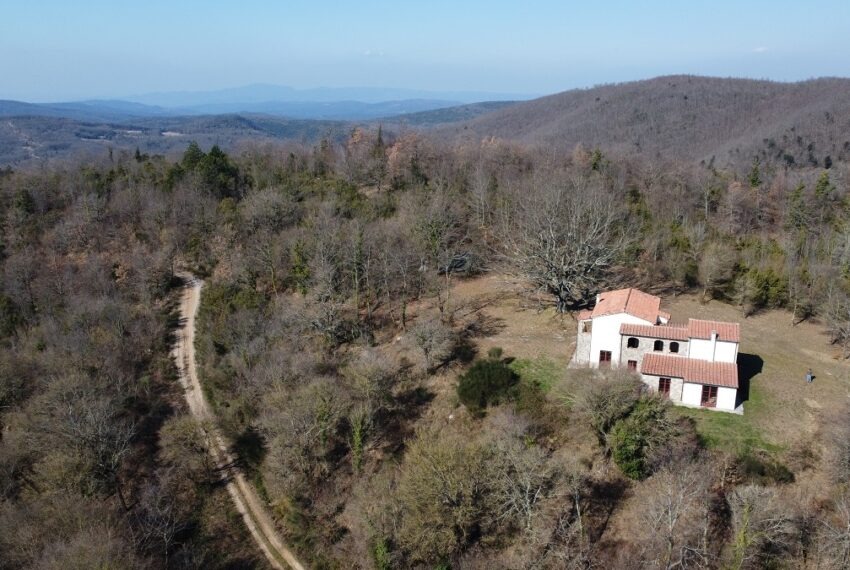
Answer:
585;477;630;543
462;312;507;339
737;352;763;407
384;386;436;456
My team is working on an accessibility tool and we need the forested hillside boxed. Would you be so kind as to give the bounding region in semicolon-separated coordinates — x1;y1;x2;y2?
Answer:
0;115;351;166
2;126;850;569
5;76;850;172
438;75;850;169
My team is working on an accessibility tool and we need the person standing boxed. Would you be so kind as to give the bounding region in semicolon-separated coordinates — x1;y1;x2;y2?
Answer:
806;368;813;384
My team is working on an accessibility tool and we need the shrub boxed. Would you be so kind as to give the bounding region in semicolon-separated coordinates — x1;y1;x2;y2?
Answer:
457;359;518;414
487;346;504;360
610;397;676;480
574;371;642;447
373;536;392;570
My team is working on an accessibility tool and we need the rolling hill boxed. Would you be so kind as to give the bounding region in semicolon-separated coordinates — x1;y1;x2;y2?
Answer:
437;75;850;168
0;101;519;166
372;100;517;127
0;114;351;165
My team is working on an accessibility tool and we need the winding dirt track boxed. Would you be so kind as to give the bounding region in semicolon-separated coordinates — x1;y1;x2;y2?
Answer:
172;274;306;570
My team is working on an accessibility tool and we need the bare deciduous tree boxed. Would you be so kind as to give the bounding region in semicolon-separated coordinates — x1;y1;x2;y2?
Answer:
491;436;555;532
501;174;630;311
636;459;715;569
395;428;497;565
698;241;738;301
727;485;797;570
813;491;850;570
259;378;349;497
411;318;456;373
158;415;217;485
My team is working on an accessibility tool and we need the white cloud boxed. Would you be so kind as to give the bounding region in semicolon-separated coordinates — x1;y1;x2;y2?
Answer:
753;46;768;53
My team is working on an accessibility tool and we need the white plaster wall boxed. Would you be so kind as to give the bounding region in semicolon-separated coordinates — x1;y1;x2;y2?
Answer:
689;339;713;361
689;338;738;362
717;387;737;411
588;313;651;367
715;341;737;363
682;383;703;407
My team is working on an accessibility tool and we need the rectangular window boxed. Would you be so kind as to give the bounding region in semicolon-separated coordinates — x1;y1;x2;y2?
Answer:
583;321;592;333
658;377;671;397
627;359;637;371
701;385;718;408
599;350;612;368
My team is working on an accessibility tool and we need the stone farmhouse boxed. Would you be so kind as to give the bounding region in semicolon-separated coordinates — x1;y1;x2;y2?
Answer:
572;288;742;413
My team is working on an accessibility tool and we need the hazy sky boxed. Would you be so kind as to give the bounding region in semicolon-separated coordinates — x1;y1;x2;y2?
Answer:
3;0;850;102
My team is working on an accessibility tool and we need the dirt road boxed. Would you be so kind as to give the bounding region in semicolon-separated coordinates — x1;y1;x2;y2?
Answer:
172;274;306;570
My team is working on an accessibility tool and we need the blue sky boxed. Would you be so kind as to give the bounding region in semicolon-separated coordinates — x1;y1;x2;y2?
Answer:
2;0;850;102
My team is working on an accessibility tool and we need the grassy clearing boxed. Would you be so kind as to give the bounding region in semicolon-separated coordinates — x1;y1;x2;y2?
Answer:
509;356;562;392
674;405;782;456
673;371;781;455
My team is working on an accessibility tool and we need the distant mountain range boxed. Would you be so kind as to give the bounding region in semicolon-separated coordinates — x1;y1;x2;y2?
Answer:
126;83;529;107
0;84;522;165
3;76;850;169
0;84;532;123
0;97;498;122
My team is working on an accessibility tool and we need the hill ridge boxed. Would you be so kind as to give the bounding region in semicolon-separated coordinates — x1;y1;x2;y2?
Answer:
436;75;850;168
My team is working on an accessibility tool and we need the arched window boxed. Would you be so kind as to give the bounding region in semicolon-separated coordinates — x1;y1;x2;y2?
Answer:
654;340;664;352
670;341;680;353
627;337;639;348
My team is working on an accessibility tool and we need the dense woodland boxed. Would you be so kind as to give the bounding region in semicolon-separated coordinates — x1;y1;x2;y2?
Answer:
440;76;850;170
2;125;850;569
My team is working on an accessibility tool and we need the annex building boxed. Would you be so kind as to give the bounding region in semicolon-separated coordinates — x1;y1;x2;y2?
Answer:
572;288;742;413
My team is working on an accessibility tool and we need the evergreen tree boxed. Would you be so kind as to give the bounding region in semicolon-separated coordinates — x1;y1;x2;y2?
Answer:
748;158;762;188
182;141;205;170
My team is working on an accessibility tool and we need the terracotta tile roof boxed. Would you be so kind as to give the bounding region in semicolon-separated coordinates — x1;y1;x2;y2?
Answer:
658;310;671;322
577;309;593;320
641;353;687;379
687;319;740;343
641;353;739;388
686;358;739;388
620;323;689;341
591;288;661;323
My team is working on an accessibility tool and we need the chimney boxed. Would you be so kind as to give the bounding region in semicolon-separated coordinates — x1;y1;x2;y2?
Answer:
596;293;601;305
710;330;717;362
